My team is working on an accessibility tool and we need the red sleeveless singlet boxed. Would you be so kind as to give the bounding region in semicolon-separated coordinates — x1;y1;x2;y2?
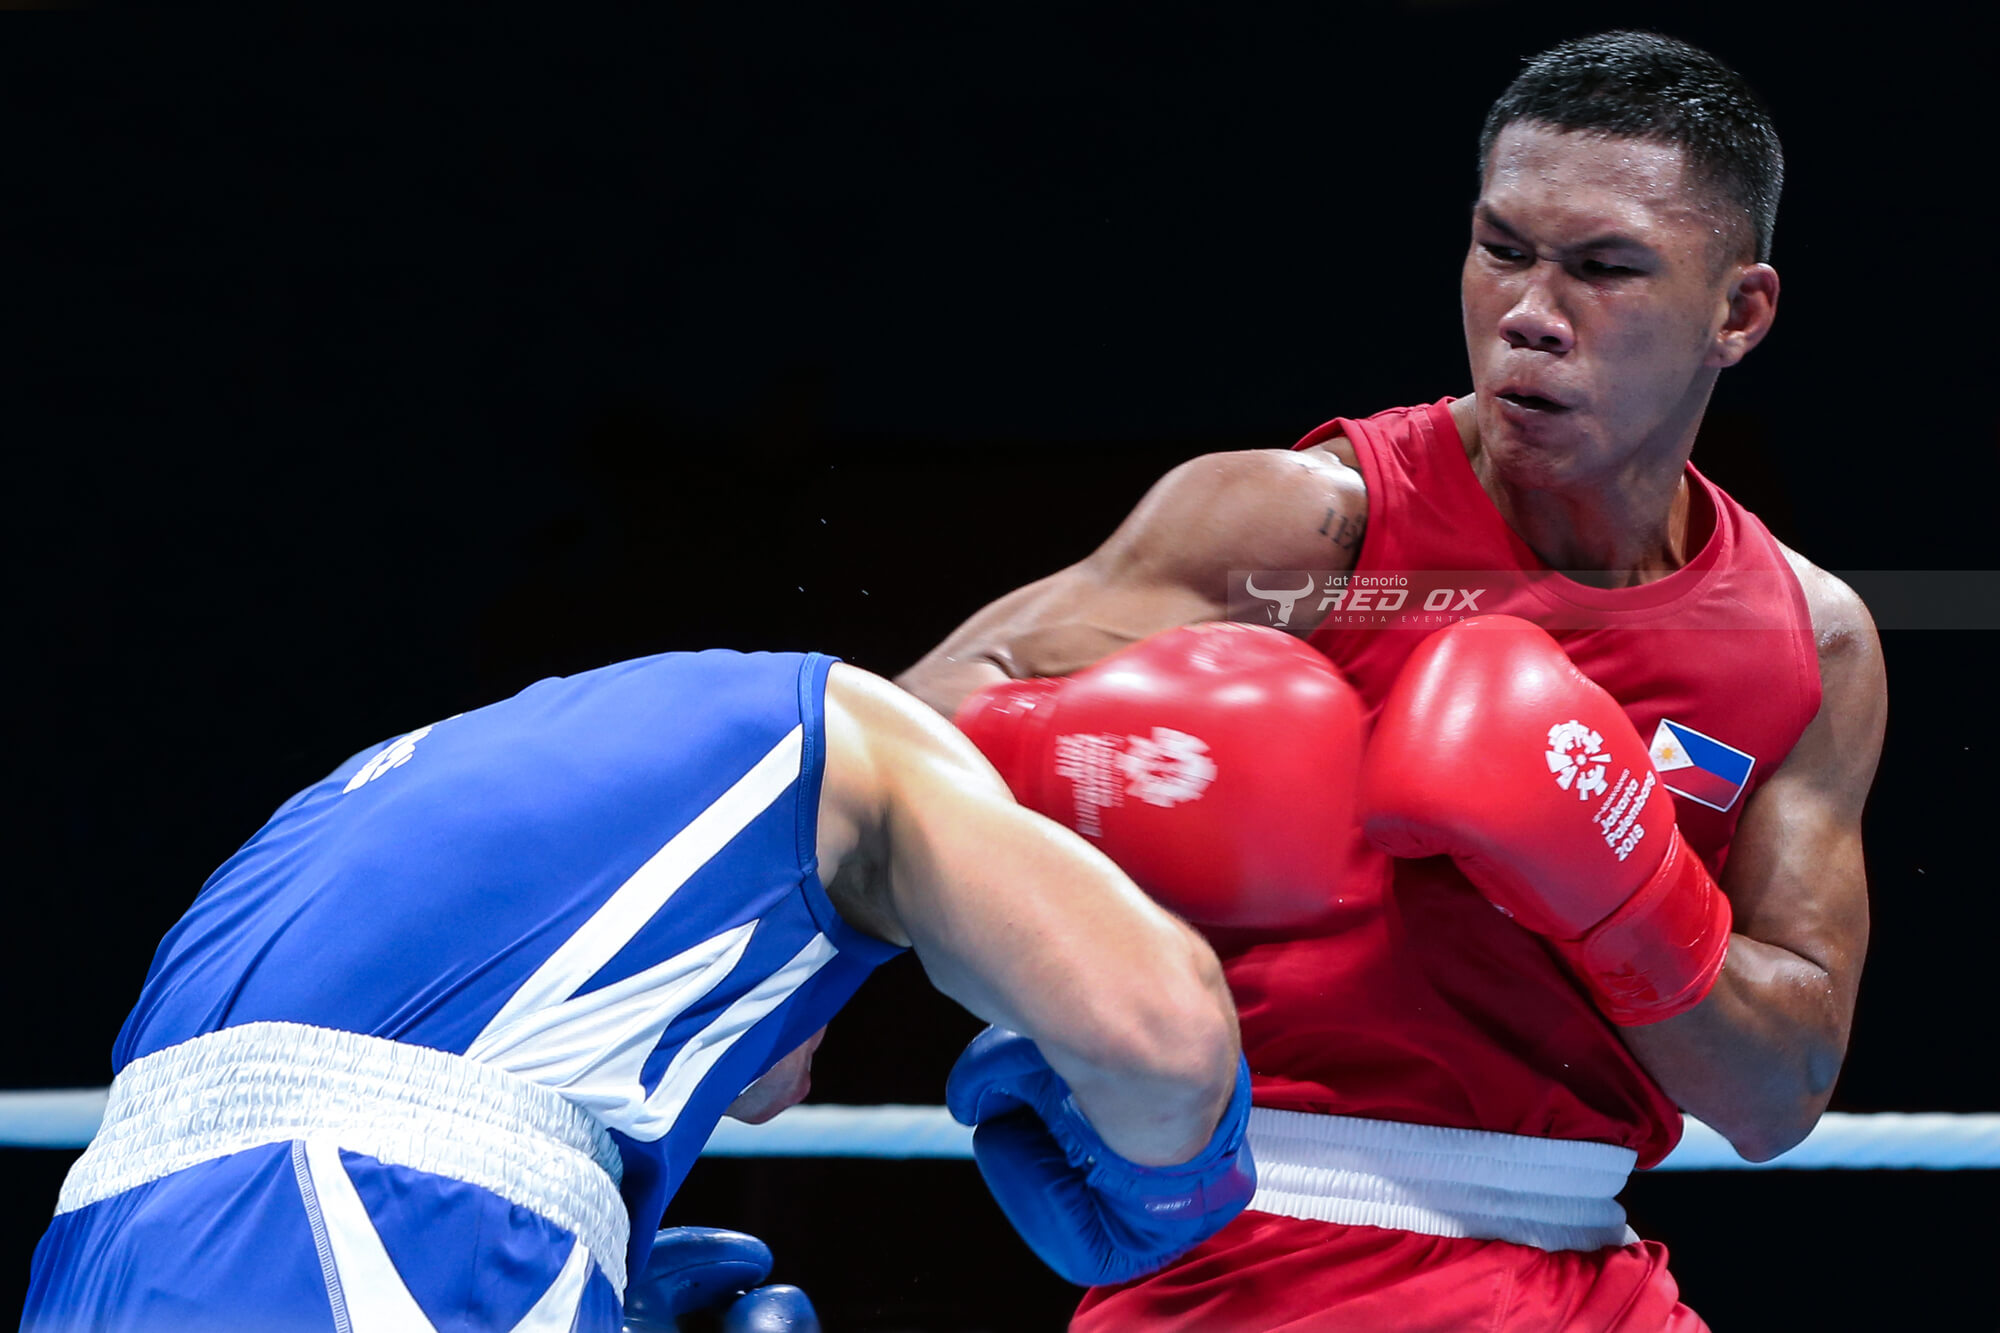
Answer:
1211;398;1821;1167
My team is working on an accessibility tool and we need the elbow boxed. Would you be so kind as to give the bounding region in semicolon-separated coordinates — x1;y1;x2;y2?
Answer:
1727;1114;1818;1165
1709;1009;1849;1164
1730;1036;1846;1163
1715;1068;1839;1164
1804;1037;1845;1103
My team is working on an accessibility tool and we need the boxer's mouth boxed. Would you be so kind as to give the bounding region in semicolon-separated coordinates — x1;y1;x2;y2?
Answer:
1496;389;1569;413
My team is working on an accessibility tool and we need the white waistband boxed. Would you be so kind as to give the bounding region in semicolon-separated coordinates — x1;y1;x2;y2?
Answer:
57;1022;632;1298
1245;1107;1640;1252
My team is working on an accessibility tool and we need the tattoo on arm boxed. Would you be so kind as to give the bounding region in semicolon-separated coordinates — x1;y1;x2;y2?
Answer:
1318;508;1365;551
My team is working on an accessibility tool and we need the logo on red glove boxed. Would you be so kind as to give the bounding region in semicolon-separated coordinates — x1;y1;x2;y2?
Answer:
1052;727;1217;837
1544;720;1610;801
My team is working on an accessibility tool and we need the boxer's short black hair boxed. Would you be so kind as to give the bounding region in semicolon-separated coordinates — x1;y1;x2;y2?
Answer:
1479;31;1783;264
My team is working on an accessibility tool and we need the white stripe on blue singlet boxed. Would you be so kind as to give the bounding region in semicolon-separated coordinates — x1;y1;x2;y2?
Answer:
461;723;818;1144
463;923;758;1124
637;934;839;1140
470;725;806;1044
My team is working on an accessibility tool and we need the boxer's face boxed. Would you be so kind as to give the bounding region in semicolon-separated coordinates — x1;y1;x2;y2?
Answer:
724;1026;827;1125
1461;123;1765;488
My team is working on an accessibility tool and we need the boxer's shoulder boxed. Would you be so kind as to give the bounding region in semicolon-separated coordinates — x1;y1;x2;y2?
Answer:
823;662;1010;791
816;665;930;945
816;663;1018;944
1099;447;1368;586
1774;543;1879;670
1763;544;1885;803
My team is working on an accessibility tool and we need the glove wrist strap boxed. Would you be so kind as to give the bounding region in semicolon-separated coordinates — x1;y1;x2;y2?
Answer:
1556;826;1733;1026
1076;1057;1255;1205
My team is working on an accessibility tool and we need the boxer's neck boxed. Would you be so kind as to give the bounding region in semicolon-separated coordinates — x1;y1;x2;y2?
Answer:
1450;394;1701;589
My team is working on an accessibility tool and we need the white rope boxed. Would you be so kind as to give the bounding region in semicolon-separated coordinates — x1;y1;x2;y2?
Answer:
1657;1112;2000;1171
702;1104;975;1158
4;1089;1998;1169
1;1090;110;1149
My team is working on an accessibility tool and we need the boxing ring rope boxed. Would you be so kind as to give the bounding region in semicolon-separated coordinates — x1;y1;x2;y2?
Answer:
3;1090;1997;1169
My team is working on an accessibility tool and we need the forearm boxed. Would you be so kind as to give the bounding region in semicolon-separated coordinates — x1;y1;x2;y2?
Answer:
1060;1038;1238;1167
924;892;1240;1166
1041;927;1240;1166
894;574;1072;716
894;651;1009;721
927;939;1239;1166
882;726;1240;1165
897;568;1225;718
1619;932;1849;1161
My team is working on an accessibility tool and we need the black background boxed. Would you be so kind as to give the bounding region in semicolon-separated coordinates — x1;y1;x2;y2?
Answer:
5;6;1995;1328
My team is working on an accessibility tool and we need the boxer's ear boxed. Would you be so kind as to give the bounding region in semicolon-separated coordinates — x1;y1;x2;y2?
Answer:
1707;263;1779;370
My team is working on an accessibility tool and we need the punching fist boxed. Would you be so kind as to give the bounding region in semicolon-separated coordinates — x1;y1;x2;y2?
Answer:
945;1027;1255;1287
1359;615;1731;1025
952;622;1366;927
623;1227;820;1333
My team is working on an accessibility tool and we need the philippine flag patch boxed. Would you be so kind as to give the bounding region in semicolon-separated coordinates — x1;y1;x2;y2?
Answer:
1648;719;1756;812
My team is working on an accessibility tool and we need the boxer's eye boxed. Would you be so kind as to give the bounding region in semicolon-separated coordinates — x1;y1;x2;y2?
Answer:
1579;260;1639;278
1481;242;1528;264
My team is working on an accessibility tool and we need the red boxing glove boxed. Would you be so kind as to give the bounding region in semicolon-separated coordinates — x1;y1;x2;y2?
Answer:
953;623;1366;928
1359;615;1731;1025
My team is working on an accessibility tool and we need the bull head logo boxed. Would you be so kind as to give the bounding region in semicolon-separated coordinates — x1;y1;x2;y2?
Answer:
1243;572;1316;627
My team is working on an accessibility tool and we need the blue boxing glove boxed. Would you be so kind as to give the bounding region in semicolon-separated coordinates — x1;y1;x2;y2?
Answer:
623;1227;820;1333
721;1284;819;1333
944;1026;1255;1287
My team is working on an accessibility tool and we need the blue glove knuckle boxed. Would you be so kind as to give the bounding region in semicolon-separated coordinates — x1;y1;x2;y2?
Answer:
721;1282;821;1333
625;1227;776;1324
642;1227;775;1279
946;1026;1067;1126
